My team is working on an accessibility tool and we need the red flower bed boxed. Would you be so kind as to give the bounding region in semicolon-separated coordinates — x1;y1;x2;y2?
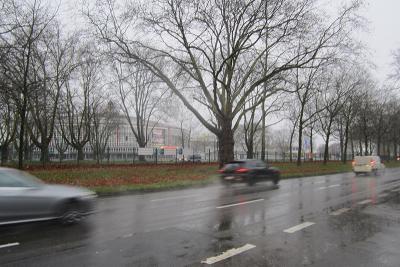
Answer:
45;174;207;187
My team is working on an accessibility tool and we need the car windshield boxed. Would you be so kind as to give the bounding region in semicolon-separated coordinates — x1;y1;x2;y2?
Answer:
0;169;43;188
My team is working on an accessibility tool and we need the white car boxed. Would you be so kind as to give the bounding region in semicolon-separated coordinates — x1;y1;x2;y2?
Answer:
352;156;385;175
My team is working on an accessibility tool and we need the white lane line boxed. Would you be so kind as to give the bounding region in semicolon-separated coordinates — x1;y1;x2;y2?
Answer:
201;244;256;264
0;242;20;249
151;195;198;202
216;199;264;209
318;184;341;190
391;188;400;192
358;199;372;205
378;193;389;198
315;181;325;184
330;208;350;216
122;233;133;238
283;222;315;233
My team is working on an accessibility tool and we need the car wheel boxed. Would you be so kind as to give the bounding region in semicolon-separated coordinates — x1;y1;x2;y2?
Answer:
220;178;231;187
247;179;255;186
273;175;280;185
59;202;82;225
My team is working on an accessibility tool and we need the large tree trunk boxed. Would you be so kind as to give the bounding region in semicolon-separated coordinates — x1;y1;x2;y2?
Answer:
323;121;333;165
296;120;304;166
310;128;313;161
217;120;234;167
323;132;330;165
59;151;64;163
351;137;354;159
18;107;27;169
339;131;344;162
377;136;381;157
1;145;9;165
77;147;84;162
343;122;349;164
261;100;266;161
40;143;50;164
246;141;254;159
289;127;295;163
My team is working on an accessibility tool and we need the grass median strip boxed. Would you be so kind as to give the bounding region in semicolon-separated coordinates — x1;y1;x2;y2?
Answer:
25;161;400;195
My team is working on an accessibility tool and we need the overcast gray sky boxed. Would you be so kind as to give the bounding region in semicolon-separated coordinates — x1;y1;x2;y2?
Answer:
57;0;400;140
59;0;400;84
360;0;400;83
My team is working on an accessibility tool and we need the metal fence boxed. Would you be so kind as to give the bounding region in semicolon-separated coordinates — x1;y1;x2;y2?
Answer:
3;146;390;165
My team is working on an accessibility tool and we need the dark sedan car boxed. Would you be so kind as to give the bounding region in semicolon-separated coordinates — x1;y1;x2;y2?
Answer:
219;159;280;186
0;168;96;226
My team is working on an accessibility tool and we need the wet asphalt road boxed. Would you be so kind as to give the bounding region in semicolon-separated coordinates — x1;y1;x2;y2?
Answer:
2;169;400;266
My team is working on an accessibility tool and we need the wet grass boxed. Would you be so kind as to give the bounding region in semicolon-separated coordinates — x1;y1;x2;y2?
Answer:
27;160;400;195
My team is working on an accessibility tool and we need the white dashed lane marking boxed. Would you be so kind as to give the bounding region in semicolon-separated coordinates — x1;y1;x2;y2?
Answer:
0;242;20;249
318;184;340;190
358;199;372;205
283;222;315;233
201;244;256;264
216;199;264;209
151;195;199;202
330;208;350;216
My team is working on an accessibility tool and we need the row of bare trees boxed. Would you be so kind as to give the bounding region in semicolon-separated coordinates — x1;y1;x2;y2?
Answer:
85;0;364;166
284;61;400;165
2;0;399;168
0;0;169;167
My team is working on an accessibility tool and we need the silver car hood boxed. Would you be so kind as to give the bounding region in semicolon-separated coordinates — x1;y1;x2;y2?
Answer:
37;184;96;198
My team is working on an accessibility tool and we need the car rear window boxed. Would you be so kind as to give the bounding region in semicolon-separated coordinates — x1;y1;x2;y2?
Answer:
223;162;244;170
354;156;379;164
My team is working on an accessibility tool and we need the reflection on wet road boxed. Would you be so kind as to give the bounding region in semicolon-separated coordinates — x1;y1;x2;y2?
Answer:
2;169;400;266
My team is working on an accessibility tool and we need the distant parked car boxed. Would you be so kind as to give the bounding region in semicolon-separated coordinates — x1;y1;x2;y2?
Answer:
219;159;280;186
0;168;96;226
352;156;385;175
187;154;202;162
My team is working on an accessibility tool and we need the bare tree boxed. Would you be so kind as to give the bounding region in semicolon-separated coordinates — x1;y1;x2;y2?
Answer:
317;66;357;164
53;126;68;163
58;46;100;163
290;60;327;165
113;62;167;151
27;24;76;164
242;92;282;159
0;94;17;164
1;0;56;168
390;48;400;87
86;0;361;166
90;100;119;164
